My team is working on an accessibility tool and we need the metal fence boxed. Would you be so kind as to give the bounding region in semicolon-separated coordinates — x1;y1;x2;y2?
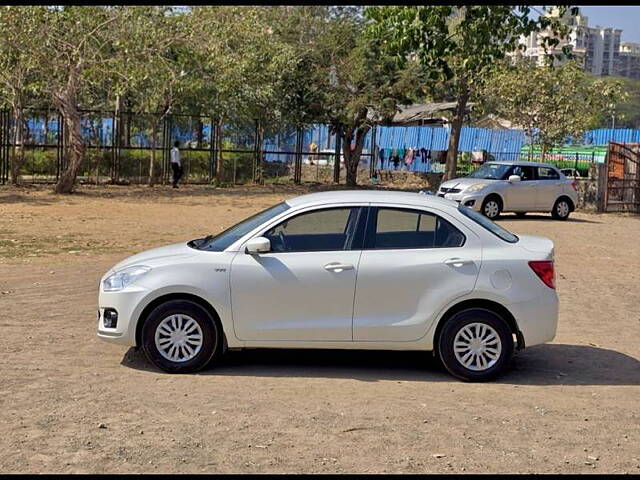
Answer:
0;109;381;186
0;108;614;186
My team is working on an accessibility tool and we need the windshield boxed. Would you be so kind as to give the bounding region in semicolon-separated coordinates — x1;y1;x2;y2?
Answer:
189;202;290;251
457;205;519;243
468;163;512;180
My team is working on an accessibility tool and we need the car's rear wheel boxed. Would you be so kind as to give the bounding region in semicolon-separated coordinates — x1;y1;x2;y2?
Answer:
141;300;220;373
438;309;514;382
551;197;572;220
481;196;502;220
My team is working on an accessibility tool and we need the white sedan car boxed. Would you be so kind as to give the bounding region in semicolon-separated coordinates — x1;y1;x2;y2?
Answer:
97;190;558;381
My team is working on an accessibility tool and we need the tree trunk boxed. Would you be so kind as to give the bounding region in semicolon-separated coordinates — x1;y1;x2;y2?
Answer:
444;86;470;181
54;68;85;194
149;121;158;187
10;105;24;186
342;125;369;188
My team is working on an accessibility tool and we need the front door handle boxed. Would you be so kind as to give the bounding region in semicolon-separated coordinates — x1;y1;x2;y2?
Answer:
323;262;354;273
444;258;474;267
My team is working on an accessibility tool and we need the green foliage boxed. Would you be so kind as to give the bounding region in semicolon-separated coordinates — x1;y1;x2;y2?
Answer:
481;61;627;152
596;75;640;129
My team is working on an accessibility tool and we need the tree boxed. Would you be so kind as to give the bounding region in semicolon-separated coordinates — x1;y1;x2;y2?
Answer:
365;6;575;180
481;60;626;156
271;6;424;187
26;6;135;193
187;7;294;182
121;7;193;186
0;8;42;185
597;75;640;129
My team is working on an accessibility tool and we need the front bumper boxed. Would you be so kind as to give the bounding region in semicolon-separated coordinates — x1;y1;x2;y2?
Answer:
97;285;150;346
437;191;484;211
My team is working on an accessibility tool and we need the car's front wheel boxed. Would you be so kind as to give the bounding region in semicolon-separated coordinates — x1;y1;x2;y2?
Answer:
141;300;221;373
481;195;502;220
437;309;514;382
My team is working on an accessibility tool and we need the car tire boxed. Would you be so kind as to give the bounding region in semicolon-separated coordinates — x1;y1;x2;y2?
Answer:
481;196;502;220
141;300;220;373
551;197;572;220
515;212;527;218
437;309;514;382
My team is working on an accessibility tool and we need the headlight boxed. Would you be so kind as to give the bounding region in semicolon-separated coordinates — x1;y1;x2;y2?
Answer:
102;265;151;292
466;183;487;193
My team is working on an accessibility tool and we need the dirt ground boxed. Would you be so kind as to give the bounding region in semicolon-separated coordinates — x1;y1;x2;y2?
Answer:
0;183;638;474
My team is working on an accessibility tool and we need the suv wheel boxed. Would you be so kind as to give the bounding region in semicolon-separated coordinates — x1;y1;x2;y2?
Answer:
141;300;220;373
551;197;572;220
481;196;502;220
438;309;514;382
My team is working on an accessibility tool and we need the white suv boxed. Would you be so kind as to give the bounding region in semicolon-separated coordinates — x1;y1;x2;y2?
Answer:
97;190;559;382
438;161;579;220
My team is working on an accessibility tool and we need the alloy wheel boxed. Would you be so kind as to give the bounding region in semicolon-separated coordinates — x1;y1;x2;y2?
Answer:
453;322;502;371
154;314;204;363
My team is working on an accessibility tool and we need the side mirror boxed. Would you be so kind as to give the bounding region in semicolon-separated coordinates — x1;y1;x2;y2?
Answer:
508;175;521;183
245;236;271;254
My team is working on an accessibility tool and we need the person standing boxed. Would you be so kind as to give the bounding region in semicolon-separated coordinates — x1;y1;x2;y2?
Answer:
170;140;183;188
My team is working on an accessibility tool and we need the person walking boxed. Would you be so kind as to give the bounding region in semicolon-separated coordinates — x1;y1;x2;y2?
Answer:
171;140;183;188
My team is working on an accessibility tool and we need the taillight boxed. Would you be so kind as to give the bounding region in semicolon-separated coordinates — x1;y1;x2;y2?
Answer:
571;181;577;191
528;260;555;289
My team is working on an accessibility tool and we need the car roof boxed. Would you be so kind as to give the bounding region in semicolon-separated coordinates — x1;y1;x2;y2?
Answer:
487;161;560;169
285;189;459;209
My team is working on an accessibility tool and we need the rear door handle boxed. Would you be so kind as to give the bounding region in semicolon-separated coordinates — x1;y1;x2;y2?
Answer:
444;258;474;267
323;262;354;273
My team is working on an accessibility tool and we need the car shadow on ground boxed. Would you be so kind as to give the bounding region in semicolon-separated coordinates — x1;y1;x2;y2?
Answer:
498;214;602;224
121;343;639;386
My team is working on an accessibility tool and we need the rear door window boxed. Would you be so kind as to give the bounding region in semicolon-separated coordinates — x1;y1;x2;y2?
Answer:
537;166;560;180
366;207;465;249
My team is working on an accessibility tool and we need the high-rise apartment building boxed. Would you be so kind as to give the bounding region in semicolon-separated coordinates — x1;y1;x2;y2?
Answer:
512;7;635;79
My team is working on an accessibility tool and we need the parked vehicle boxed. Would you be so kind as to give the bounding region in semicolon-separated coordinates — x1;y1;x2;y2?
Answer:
438;161;579;220
97;190;558;381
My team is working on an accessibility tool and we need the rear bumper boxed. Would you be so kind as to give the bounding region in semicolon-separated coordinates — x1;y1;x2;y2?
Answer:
508;290;559;348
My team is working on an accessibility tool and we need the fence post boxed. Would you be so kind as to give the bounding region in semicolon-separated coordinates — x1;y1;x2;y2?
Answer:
333;125;341;184
293;126;302;184
0;111;5;184
370;126;377;179
162;114;171;185
0;110;6;184
209;116;215;182
253;119;259;183
58;112;65;181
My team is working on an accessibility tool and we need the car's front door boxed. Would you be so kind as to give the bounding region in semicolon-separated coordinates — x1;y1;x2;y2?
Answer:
230;206;365;342
535;166;563;210
505;165;538;211
352;206;482;342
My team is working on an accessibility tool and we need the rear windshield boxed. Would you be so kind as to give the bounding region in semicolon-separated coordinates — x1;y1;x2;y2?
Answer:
457;205;519;243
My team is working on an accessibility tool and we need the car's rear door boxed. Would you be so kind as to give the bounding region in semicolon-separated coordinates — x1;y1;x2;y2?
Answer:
535;166;563;210
352;205;482;342
230;205;366;342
